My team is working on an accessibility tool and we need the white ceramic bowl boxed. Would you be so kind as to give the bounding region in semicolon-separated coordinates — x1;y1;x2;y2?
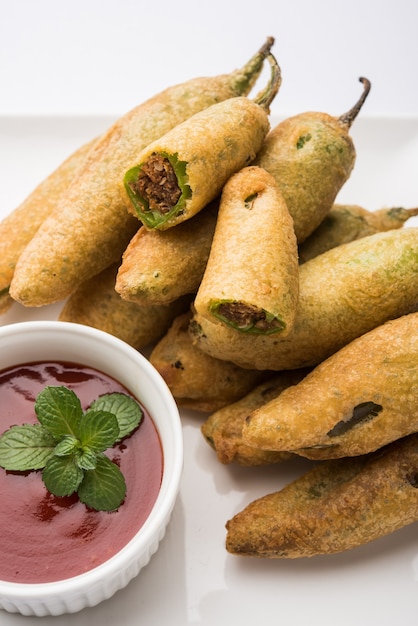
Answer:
0;320;183;616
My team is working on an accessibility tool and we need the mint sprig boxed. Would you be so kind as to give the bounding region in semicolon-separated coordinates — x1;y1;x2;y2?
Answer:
0;386;143;511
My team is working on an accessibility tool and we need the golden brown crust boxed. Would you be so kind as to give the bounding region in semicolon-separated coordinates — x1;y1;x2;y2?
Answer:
59;263;190;350
194;166;298;336
127;98;270;230
201;369;309;465
149;311;269;412
242;312;418;458
0;138;97;305
9;62;265;308
226;433;418;558
299;204;418;263
298;204;377;263
254;112;355;242
116;201;218;305
190;228;418;370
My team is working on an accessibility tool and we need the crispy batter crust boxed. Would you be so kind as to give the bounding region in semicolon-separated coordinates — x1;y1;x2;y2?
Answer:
0;138;96;312
149;311;269;412
116;201;218;306
59;263;189;350
242;312;418;458
299;204;418;263
8;60;266;307
194;166;299;336
254;113;355;243
226;433;418;558
190;228;418;370
127;99;270;230
201;369;309;465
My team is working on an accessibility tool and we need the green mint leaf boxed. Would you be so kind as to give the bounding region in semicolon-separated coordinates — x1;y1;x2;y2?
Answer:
0;385;139;511
88;393;143;441
35;386;82;439
76;447;97;471
77;411;120;452
54;435;79;457
0;424;56;471
42;454;84;497
78;454;126;511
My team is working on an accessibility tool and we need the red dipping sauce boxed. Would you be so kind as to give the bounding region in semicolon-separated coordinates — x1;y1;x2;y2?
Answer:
0;361;163;584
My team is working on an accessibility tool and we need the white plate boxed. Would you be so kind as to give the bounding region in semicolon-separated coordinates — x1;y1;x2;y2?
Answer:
0;115;418;626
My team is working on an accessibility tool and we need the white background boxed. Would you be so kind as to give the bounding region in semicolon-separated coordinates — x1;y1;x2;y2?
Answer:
0;2;418;625
0;0;417;118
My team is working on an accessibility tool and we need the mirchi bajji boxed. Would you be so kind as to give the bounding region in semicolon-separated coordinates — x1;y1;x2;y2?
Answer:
193;165;298;336
254;77;371;243
201;369;310;465
298;203;418;263
226;432;418;558
115;200;219;306
0;137;97;313
242;312;418;458
122;53;281;230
